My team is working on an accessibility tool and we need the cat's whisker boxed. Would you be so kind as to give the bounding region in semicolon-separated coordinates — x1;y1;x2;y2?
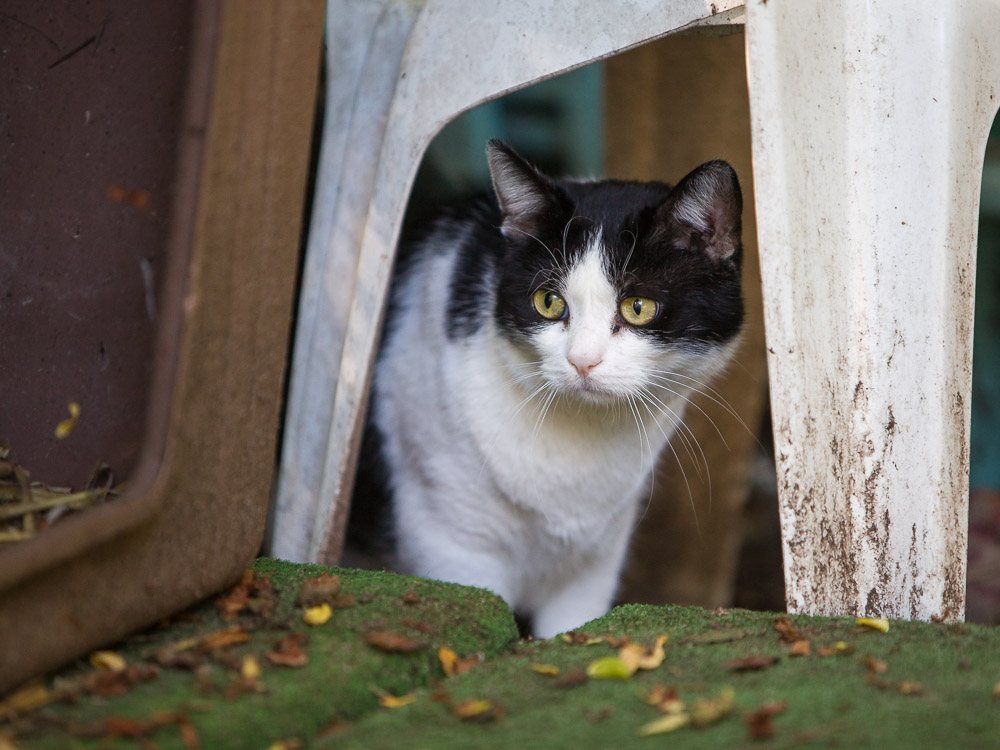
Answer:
649;369;752;436
636;386;710;484
637;388;713;508
476;378;552;482
626;394;659;534
646;374;732;450
506;225;564;272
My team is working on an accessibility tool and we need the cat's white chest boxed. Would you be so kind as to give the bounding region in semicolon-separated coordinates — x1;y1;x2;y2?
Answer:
449;334;665;546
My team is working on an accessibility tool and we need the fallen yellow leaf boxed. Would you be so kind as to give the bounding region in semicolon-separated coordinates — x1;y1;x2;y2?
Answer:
856;617;890;633
451;699;494;720
637;712;690;736
992;682;1000;698
379;692;417;708
439;646;458;677
54;401;80;439
690;687;735;727
0;680;55;719
619;635;667;672
530;663;560;676
303;603;333;626
241;655;262;680
0;732;19;750
89;650;127;672
264;741;303;750
586;656;634;680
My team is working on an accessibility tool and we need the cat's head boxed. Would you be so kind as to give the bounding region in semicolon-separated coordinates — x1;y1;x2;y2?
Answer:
485;139;744;405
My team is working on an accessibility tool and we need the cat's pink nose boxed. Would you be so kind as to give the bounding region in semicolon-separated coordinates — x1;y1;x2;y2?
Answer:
569;355;602;378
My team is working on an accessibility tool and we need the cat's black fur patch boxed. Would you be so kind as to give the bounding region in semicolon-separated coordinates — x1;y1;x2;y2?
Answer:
441;172;743;351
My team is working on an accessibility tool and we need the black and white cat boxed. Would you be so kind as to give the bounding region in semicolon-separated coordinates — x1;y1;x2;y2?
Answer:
352;140;744;638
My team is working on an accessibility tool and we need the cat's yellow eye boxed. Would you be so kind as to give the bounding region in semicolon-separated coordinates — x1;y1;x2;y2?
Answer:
620;296;659;326
532;289;567;320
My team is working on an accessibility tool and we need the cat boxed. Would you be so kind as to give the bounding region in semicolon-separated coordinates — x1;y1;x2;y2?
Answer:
349;139;744;638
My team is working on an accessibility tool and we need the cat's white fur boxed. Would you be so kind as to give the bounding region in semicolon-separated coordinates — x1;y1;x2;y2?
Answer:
374;227;734;638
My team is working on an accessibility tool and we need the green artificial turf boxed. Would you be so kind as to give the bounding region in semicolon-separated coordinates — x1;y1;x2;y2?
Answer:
3;559;999;749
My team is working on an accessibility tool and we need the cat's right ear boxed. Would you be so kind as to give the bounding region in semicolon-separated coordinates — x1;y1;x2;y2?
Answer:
486;139;560;240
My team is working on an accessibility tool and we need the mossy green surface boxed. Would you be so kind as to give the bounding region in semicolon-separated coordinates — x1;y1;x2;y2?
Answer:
5;560;1000;749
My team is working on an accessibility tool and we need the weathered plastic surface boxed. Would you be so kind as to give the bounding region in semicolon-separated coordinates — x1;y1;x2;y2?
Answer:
745;0;1000;619
274;0;995;623
0;1;323;693
271;0;746;565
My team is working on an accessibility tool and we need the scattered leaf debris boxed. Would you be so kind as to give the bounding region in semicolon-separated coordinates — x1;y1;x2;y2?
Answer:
726;654;779;672
680;628;747;645
438;646;480;677
560;631;604;646
856;617;890;633
53;401;80;439
788;639;811;657
530;663;560;677
296;573;342;607
303;604;333;626
771;616;802;643
0;446;119;543
815;641;855;657
267;633;309;668
364;631;426;653
371;685;417;708
744;700;787;740
554;668;589;689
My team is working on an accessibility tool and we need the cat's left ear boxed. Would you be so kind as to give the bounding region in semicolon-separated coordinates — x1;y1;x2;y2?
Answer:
486;139;561;240
658;160;743;262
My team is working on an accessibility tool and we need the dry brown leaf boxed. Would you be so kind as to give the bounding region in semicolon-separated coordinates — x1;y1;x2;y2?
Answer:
215;571;254;621
450;698;505;722
771;616;802;643
364;631;426;653
726;654;779;672
403;590;421;605
200;627;251;651
296;573;342;607
861;656;888;674
788;639;811;657
83;664;159;697
586;707;615;723
267;633;308;668
641;685;685;715
331;593;357;609
555;668;589;689
744;700;788;740
816;641;854;657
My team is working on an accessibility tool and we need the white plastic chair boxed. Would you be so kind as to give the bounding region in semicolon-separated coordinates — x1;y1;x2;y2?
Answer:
271;0;1000;621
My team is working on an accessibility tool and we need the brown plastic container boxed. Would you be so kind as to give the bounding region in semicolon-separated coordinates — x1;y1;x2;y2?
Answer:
0;0;324;693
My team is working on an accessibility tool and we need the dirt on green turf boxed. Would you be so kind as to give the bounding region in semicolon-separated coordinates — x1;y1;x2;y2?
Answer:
2;559;999;749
